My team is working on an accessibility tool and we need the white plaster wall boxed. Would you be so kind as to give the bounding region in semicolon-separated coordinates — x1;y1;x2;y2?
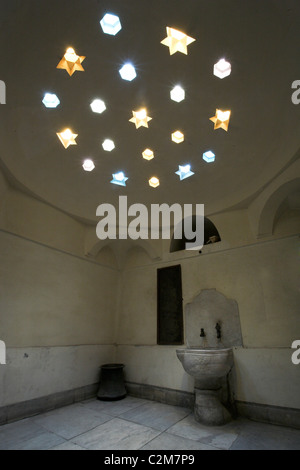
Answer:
118;236;299;348
0;170;9;227
0;229;119;406
116;345;300;409
1;187;86;257
0;230;119;347
116;235;300;410
0;345;115;407
116;345;194;392
233;347;300;409
0;170;8;202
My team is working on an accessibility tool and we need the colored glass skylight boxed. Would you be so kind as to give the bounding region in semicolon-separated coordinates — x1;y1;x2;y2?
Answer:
56;128;78;148
42;93;60;108
203;151;216;163
111;172;128;186
210;109;231;131
100;13;122;36
56;47;85;76
172;130;184;143
142;149;154;160
161;27;195;55
149;177;160;188
129;108;152;129
175;164;194;180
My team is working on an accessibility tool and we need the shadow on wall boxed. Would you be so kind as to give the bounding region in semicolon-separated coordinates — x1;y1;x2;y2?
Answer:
170;216;221;253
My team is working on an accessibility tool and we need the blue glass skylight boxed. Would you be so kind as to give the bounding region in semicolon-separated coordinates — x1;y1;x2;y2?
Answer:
111;172;128;186
100;13;122;36
203;151;216;163
42;93;60;108
175;164;194;180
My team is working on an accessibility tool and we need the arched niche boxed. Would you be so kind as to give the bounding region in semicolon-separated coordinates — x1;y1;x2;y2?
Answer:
170;216;221;253
257;178;300;237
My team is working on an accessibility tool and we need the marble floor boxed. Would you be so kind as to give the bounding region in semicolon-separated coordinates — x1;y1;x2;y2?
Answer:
0;396;299;450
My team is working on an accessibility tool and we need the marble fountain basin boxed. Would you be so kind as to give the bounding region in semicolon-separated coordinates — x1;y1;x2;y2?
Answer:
176;348;234;425
176;347;233;381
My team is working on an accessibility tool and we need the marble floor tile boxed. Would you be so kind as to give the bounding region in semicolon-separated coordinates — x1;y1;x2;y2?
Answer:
167;414;239;449
1;397;300;450
71;417;160;450
0;419;46;450
51;442;87;450
80;396;148;417
141;431;219;451
120;401;191;431
230;419;300;450
10;430;66;450
32;402;112;439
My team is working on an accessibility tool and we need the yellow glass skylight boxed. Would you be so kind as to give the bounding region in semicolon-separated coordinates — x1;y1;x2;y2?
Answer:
210;109;231;131
56;128;78;148
129;108;152;129
56;48;85;76
149;177;160;188
142;149;154;160
171;130;184;143
161;27;195;55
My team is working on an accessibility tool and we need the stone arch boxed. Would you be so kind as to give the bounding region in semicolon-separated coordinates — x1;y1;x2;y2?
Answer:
170;216;221;253
85;238;161;268
257;178;300;237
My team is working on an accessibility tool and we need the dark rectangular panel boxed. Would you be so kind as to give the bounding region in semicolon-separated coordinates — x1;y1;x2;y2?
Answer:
157;265;183;345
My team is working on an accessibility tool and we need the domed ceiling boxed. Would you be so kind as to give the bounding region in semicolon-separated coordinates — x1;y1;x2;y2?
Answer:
0;0;299;223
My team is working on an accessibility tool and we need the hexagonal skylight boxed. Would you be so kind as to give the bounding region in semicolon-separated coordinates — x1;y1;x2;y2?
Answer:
82;159;95;172
100;13;122;36
171;130;184;143
170;85;185;102
102;139;115;151
119;63;137;81
203;151;216;163
149;177;160;188
90;99;106;114
42;93;60;108
213;58;231;79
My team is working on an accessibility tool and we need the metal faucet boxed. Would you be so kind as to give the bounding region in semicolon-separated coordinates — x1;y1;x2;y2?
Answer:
215;322;221;339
